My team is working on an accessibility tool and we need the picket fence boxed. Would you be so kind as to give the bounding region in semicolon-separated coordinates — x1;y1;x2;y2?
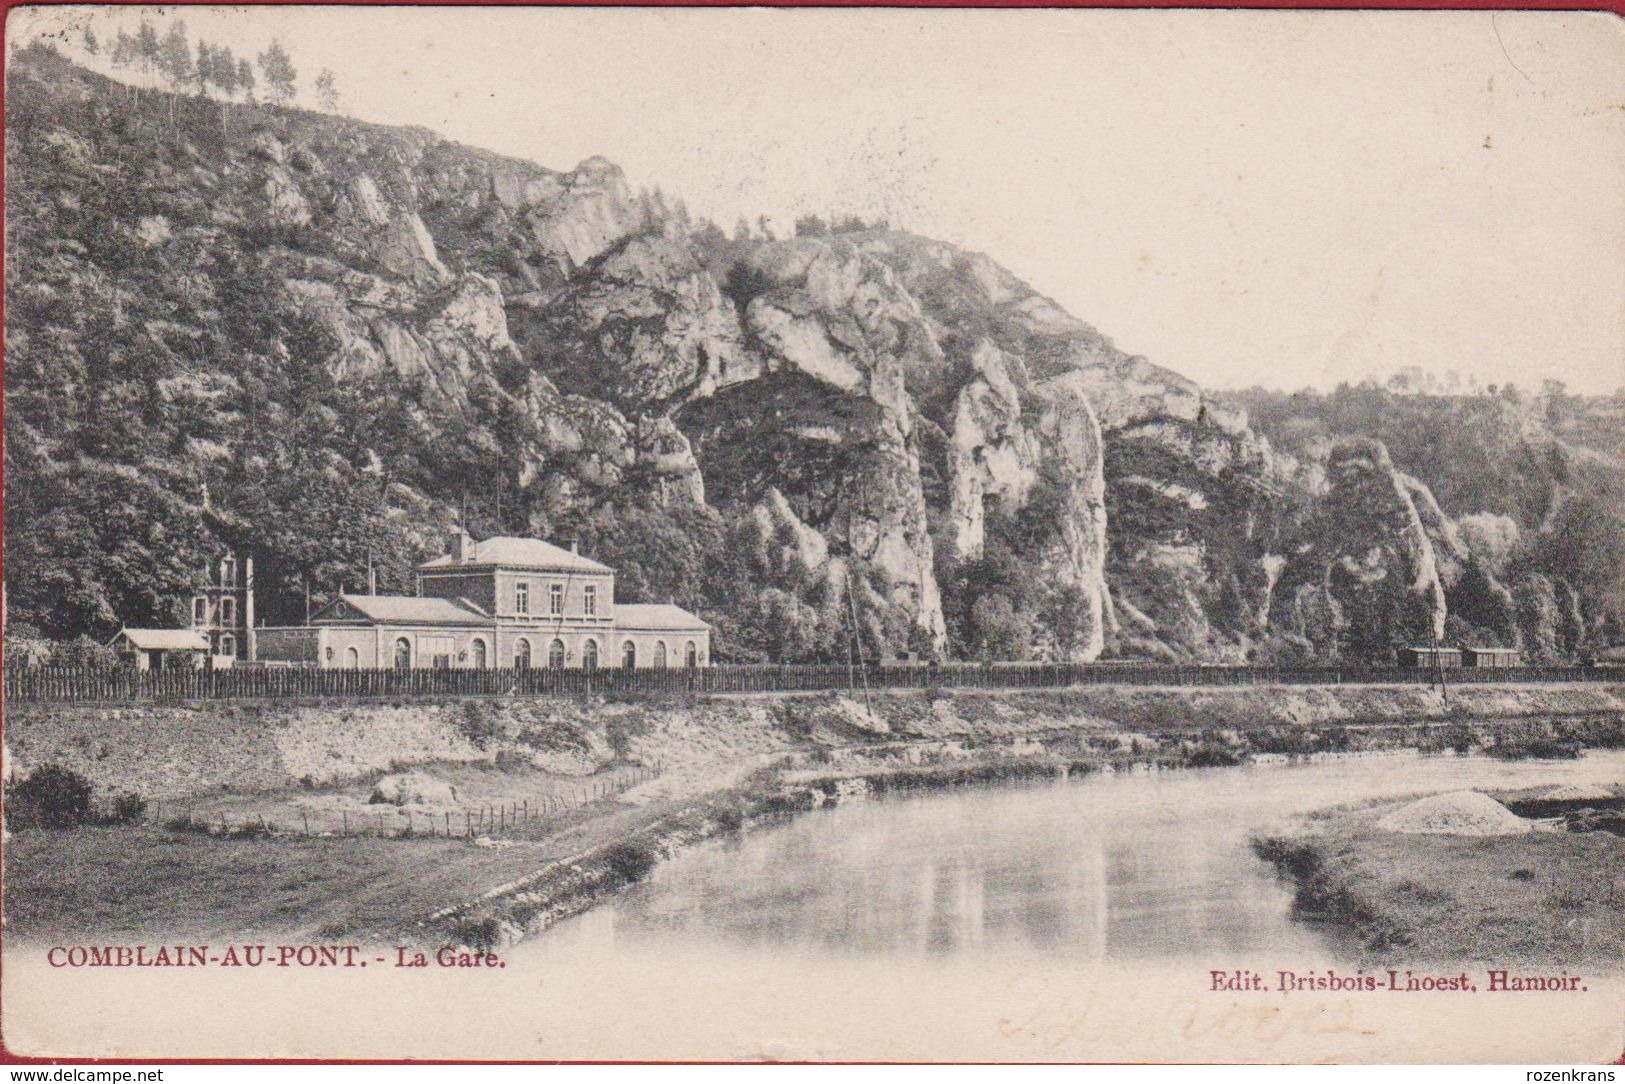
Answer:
3;661;1614;704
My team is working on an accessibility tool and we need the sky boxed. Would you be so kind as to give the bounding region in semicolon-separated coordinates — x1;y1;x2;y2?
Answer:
13;6;1625;394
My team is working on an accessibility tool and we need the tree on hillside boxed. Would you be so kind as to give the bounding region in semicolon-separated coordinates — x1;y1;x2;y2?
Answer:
81;27;98;57
257;39;297;105
110;28;134;69
237;57;256;101
215;45;240;99
193;39;215;95
157;21;193;93
313;67;339;111
135;19;161;82
194;40;238;100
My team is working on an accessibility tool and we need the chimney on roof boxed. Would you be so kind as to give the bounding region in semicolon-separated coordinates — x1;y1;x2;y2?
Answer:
570;540;579;555
449;529;473;563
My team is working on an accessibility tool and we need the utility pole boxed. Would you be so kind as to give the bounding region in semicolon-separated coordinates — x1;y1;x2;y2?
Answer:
844;566;874;720
1432;621;1449;705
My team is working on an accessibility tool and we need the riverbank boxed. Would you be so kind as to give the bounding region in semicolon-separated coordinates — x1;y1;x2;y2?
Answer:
4;683;1621;945
1252;786;1625;968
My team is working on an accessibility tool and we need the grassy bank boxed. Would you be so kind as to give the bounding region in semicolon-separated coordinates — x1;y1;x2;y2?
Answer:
1252;794;1625;967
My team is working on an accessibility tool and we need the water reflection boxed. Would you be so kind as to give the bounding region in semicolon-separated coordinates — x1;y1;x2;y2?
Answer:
534;752;1624;967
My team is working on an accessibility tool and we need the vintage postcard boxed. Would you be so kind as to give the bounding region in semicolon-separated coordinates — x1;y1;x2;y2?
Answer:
2;4;1622;1064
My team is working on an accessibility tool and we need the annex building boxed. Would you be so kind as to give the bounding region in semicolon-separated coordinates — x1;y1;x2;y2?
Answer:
256;532;710;670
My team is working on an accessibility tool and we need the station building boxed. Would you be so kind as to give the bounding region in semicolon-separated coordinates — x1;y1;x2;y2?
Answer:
255;533;710;670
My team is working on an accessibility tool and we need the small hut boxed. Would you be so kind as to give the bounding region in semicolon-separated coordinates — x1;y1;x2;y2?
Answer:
110;628;210;671
1397;646;1462;669
1594;646;1625;669
1462;646;1520;668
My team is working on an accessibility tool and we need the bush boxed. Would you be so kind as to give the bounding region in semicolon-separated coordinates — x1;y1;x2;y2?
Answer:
454;701;505;750
603;839;660;883
453;917;504;951
227;820;275;840
1184;745;1243;768
710;802;744;833
1490;737;1581;761
108;792;148;824
51;635;120;670
8;765;93;828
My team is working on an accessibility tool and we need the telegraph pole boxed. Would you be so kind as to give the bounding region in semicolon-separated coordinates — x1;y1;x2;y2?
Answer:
1432;621;1449;705
843;566;874;720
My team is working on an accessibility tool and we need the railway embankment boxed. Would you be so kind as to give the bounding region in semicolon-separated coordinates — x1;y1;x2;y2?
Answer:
7;681;1622;802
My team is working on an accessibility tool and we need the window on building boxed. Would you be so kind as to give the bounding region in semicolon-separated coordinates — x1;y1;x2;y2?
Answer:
685;641;698;668
515;582;529;615
346;646;360;670
549;583;564;616
582;640;598;671
654;642;667;669
221;597;235;625
583;585;597;617
514;639;531;671
393;638;412;670
193;598;208;625
221;558;236;587
220;634;235;658
548;639;566;668
621;640;637;671
471;639;487;669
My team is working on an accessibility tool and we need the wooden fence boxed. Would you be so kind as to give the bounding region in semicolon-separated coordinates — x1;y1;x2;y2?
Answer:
6;765;663;838
136;764;661;841
3;661;1615;705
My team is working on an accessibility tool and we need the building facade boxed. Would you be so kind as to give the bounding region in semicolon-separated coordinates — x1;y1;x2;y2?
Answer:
190;550;254;664
256;533;711;670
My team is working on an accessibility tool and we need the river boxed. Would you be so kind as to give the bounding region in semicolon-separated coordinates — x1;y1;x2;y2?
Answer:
507;749;1623;1061
6;750;1620;1061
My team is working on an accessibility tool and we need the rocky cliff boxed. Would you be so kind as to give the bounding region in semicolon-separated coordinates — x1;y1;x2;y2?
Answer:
7;47;1611;663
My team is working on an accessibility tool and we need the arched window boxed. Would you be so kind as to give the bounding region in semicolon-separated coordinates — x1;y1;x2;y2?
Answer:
654;642;667;669
346;646;360;670
393;638;412;670
548;639;566;668
685;641;698;668
621;640;637;671
471;639;487;669
581;640;598;671
514;638;531;671
221;557;236;587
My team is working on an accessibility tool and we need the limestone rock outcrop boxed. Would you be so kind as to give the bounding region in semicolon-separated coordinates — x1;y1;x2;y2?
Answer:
1271;439;1448;658
19;52;1597;663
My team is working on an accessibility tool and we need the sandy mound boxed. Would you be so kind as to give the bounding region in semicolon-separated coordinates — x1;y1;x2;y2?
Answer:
370;771;457;807
1539;783;1616;802
1377;791;1530;836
